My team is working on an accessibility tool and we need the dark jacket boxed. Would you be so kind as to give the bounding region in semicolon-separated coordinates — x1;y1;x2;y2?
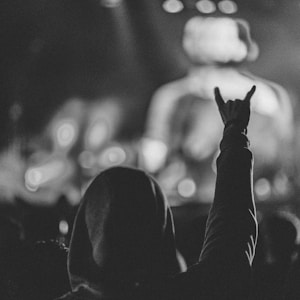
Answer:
56;124;257;300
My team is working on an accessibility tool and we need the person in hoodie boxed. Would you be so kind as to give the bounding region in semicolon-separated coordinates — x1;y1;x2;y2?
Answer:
56;86;257;300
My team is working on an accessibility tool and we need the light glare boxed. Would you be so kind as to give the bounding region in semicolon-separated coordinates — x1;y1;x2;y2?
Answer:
59;220;69;235
254;178;271;201
56;122;76;148
141;138;168;173
177;178;196;198
78;151;96;169
99;146;127;167
87;120;109;149
25;160;66;191
196;0;216;14
25;169;43;191
162;0;184;13
218;0;238;14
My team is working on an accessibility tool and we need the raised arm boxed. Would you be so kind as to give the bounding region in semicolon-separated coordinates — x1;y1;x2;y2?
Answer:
147;87;258;300
198;86;258;298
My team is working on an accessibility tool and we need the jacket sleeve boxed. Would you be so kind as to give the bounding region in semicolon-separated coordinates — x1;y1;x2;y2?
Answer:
133;123;258;300
194;123;258;299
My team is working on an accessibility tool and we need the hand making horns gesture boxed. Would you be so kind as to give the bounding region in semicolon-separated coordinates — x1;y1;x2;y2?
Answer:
214;86;256;130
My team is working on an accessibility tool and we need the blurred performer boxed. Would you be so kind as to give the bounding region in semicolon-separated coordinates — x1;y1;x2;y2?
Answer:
141;17;293;203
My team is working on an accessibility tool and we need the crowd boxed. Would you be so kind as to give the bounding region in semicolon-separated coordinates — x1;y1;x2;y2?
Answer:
0;85;299;299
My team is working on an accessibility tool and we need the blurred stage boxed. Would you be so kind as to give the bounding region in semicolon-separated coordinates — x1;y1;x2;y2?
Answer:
1;0;300;220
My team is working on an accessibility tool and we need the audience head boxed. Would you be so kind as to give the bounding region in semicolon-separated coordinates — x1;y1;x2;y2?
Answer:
262;211;298;263
68;166;183;296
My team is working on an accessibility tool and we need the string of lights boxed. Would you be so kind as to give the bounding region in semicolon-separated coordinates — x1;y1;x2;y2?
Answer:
162;0;238;14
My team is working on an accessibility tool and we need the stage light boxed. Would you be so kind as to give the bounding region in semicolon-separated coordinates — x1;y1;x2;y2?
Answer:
273;172;290;196
140;138;168;173
196;0;216;14
78;151;96;169
254;178;271;201
25;169;43;192
98;146;127;167
177;178;196;198
25;160;66;192
56;121;77;148
59;220;69;235
65;187;81;206
218;0;238;14
162;0;184;13
85;100;121;150
100;0;122;8
107;147;126;164
86;120;109;150
52;118;78;150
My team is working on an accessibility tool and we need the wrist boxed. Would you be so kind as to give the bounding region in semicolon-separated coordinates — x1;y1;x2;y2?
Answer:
225;119;247;134
221;121;250;151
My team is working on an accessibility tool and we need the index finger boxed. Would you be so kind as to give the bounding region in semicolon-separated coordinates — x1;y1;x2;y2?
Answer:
244;85;256;103
214;87;225;108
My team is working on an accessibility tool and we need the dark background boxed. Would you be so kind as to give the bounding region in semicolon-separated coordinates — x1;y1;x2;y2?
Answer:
1;0;300;146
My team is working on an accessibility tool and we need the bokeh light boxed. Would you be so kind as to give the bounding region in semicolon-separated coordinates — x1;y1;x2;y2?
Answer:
218;0;238;14
86;120;109;150
98;146;127;167
59;220;69;235
177;178;196;198
162;0;184;13
273;171;290;196
56;121;77;148
140;138;168;173
25;169;43;192
25;160;66;192
195;0;216;14
255;178;272;201
78;151;96;169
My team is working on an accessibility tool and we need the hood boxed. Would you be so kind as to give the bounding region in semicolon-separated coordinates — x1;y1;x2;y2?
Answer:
67;166;182;297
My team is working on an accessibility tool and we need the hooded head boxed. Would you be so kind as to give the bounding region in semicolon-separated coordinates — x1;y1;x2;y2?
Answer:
67;166;183;297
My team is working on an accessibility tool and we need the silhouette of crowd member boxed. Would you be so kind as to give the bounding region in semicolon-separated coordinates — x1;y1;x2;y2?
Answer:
284;245;300;300
252;212;299;300
141;16;293;203
0;214;24;300
55;167;185;300
0;215;23;258
2;240;69;300
22;206;61;243
56;86;257;299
